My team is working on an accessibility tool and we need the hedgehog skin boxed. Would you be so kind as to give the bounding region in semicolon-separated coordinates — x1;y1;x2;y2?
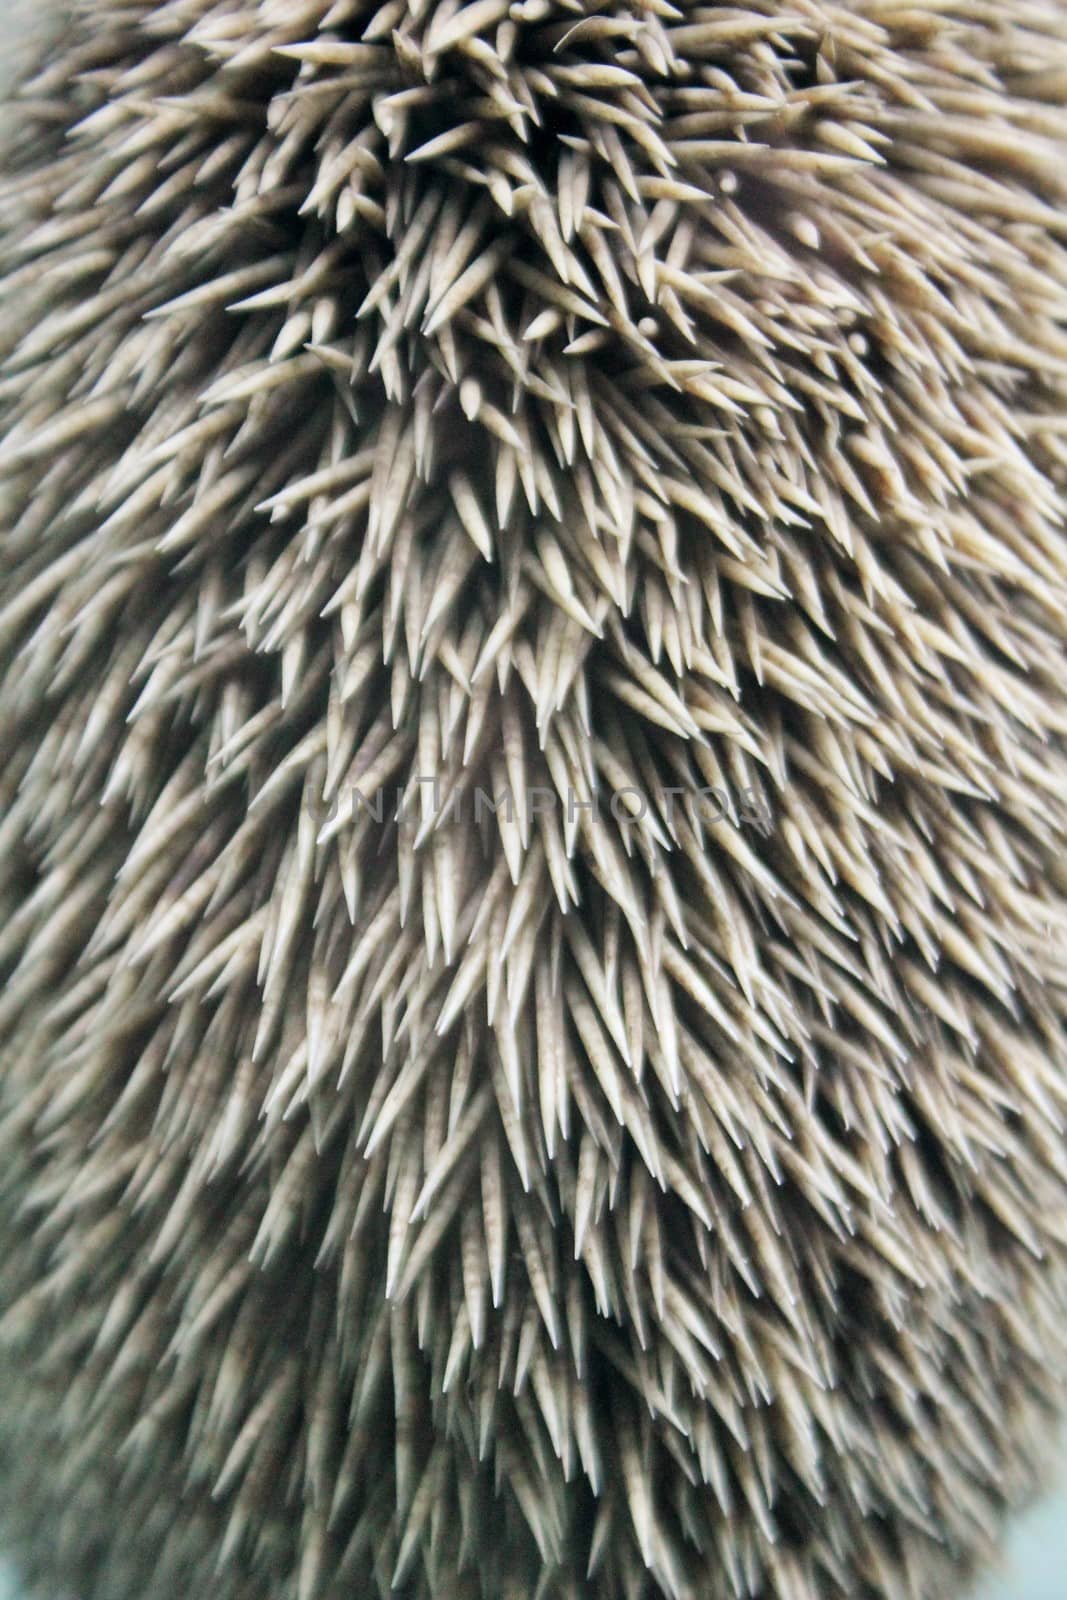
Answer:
1;1;1067;1597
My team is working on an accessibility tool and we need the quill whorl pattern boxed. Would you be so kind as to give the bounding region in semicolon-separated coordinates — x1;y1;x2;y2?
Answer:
1;2;1067;1597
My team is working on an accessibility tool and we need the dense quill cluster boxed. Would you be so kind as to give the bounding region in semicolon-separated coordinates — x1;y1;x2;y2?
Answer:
1;1;1067;1597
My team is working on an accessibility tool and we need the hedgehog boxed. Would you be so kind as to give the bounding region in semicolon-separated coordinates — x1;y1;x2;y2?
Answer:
1;1;1067;1597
